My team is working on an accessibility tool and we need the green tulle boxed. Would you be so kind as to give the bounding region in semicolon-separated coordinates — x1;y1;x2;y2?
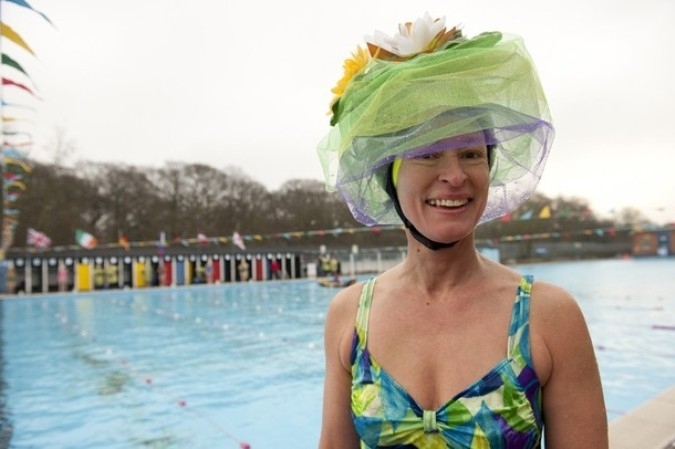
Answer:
317;32;554;226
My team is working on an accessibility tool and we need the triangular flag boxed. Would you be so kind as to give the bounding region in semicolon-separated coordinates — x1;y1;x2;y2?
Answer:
519;210;534;220
2;77;39;98
0;23;35;56
75;229;97;249
2;0;54;26
232;231;246;251
538;205;551;219
2;53;30;77
197;232;210;245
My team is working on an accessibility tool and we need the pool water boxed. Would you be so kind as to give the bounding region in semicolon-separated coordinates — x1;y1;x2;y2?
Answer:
1;258;674;448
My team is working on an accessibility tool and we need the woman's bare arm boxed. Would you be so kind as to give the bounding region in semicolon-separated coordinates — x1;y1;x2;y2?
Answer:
318;286;361;449
533;282;608;448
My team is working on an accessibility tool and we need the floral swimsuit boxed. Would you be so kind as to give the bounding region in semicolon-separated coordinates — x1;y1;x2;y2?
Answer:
351;275;543;448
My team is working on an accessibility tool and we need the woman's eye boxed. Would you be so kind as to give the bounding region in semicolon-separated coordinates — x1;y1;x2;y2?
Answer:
461;149;486;160
412;152;441;160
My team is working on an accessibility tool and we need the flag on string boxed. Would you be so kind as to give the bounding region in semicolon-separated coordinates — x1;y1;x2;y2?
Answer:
1;100;36;111
2;53;30;77
538;205;551;219
118;233;130;251
197;232;210;245
27;227;51;249
519;210;534;220
2;77;39;98
2;140;32;147
232;231;246;251
4;157;32;173
4;180;26;191
2;0;54;26
5;192;20;202
0;24;35;56
75;229;97;249
1;147;27;159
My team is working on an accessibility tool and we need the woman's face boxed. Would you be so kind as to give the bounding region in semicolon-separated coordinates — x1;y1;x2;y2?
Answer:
395;133;491;243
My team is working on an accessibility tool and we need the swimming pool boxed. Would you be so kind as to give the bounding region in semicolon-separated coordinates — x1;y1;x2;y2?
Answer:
1;258;674;448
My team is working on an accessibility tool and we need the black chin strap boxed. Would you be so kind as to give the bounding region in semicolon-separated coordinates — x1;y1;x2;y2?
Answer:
384;164;457;251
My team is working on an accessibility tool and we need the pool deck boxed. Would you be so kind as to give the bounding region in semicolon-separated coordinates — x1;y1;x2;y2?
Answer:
609;385;675;449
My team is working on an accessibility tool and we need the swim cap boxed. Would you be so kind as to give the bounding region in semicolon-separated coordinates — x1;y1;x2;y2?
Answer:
316;13;554;226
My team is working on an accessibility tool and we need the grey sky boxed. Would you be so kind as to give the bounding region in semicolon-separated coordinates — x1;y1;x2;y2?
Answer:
5;0;675;224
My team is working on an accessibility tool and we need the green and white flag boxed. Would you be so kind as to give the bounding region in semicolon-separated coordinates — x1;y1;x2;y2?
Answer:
75;229;97;249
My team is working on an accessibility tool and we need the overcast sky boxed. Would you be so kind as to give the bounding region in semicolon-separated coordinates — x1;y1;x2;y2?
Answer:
4;0;675;224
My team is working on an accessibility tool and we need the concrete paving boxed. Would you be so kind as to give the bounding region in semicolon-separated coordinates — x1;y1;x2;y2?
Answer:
609;386;675;449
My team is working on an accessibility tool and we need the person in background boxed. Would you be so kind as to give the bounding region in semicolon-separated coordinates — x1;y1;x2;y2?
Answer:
317;14;607;448
270;258;282;280
238;258;250;282
329;256;340;282
106;263;118;288
6;264;17;294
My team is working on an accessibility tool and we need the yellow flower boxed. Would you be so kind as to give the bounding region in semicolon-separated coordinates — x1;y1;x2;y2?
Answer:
329;45;370;111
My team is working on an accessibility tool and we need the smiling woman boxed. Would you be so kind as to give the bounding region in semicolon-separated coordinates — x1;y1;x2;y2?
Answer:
316;13;608;449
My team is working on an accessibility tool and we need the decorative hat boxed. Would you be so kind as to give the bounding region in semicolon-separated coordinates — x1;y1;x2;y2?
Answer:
317;13;554;226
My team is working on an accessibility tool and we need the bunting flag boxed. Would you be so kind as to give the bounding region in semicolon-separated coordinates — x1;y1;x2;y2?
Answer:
118;233;130;251
0;219;662;253
0;0;53;258
538;205;551;219
232;231;246;251
2;77;39;98
75;229;98;249
1;99;36;110
519;210;534;220
2;0;54;26
1;147;27;158
3;115;24;122
4;157;31;172
1;217;18;253
4;180;26;191
27;227;51;249
197;232;210;245
2;139;32;146
0;23;35;55
3;171;23;181
2;53;30;77
557;205;572;219
4;192;20;202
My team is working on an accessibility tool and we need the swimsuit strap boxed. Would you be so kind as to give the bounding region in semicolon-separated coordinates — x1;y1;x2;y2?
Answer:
354;277;376;350
507;274;535;369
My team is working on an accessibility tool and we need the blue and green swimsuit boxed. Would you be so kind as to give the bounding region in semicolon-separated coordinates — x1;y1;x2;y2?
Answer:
351;275;543;448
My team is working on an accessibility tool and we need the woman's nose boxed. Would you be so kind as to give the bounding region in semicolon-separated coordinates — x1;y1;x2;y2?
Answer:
437;154;468;186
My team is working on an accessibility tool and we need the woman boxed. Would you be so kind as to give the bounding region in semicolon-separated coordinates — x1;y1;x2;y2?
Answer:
316;14;607;448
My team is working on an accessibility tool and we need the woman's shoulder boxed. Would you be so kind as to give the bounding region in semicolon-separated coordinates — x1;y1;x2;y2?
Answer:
529;279;580;319
325;279;367;325
527;278;592;383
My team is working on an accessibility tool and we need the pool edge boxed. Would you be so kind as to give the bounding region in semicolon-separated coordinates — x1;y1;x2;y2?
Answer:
609;385;675;449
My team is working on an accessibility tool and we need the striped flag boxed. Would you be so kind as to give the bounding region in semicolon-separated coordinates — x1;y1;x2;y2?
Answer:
27;227;51;249
75;229;97;249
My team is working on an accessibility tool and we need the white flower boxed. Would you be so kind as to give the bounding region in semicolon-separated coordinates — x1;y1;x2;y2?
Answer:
365;13;448;58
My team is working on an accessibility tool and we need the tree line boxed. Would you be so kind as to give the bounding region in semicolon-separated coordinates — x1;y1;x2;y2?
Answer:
6;158;651;253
